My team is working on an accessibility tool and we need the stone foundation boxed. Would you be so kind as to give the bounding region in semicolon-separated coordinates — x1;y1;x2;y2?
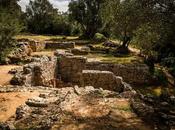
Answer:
45;41;75;49
86;62;150;84
11;56;57;87
11;50;151;91
57;54;87;85
56;51;150;85
82;70;124;92
30;41;45;52
17;38;45;52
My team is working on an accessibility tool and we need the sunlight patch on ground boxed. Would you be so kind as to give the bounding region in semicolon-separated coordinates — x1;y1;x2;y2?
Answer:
15;35;78;42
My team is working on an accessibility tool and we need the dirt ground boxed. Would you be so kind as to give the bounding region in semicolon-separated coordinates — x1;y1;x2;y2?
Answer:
0;91;39;122
0;65;20;86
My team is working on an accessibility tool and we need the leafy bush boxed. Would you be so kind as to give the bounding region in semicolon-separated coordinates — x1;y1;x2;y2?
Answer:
161;57;175;77
93;33;107;42
154;68;168;85
161;57;175;68
169;67;175;77
133;23;160;56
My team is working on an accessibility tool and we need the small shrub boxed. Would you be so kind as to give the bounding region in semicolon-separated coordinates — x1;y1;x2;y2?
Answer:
161;57;175;77
93;33;107;42
154;68;168;85
161;57;175;67
168;67;175;77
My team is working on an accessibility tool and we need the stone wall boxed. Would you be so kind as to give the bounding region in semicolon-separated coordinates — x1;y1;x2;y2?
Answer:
82;70;124;92
56;51;150;85
45;41;75;49
11;51;150;91
17;38;45;52
56;51;125;92
86;62;150;84
11;56;57;87
7;42;32;64
57;52;87;85
30;41;45;52
32;57;57;86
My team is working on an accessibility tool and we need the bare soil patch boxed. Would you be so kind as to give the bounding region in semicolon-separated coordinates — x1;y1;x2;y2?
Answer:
0;65;20;86
0;91;39;122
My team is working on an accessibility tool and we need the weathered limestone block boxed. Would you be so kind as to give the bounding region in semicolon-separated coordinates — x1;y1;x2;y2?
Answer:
26;97;48;107
81;70;124;92
71;48;89;55
30;40;45;52
58;54;87;84
45;41;75;49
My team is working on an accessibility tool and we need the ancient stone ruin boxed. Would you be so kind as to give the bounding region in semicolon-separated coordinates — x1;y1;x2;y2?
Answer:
11;50;150;91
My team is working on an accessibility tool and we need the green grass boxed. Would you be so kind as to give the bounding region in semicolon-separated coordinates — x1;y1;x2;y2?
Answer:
86;53;142;64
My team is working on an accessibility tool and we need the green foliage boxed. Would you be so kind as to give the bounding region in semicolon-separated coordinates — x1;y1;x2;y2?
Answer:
103;0;175;59
93;33;107;42
161;57;175;77
68;0;105;38
169;67;175;77
133;23;160;56
154;68;168;86
0;0;23;64
26;0;75;35
161;57;175;68
102;0;142;47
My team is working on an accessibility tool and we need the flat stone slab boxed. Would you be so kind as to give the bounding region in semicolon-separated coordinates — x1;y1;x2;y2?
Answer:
26;97;48;107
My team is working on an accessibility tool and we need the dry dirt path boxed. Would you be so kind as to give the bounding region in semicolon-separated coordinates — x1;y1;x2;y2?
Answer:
0;91;39;122
0;65;20;86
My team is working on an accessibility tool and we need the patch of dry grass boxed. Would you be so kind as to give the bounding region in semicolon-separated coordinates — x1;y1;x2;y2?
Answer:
15;34;78;42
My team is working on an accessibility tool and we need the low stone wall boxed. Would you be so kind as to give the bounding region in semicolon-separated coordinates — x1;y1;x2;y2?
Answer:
30;41;45;52
82;70;124;92
45;41;75;49
17;38;45;52
57;53;87;85
56;51;150;85
11;51;150;90
7;42;32;64
11;56;57;87
56;51;125;91
86;62;150;84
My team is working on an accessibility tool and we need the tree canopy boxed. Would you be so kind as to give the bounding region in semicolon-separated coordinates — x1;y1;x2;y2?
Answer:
68;0;105;38
0;0;23;63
